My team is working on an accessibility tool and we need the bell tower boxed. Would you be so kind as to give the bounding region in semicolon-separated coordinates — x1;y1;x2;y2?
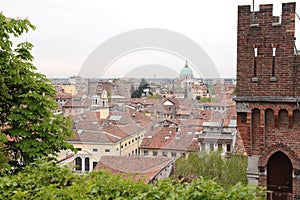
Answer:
235;2;300;198
94;83;109;119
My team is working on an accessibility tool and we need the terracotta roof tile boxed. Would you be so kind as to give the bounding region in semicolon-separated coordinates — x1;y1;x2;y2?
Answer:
58;153;75;162
56;92;72;99
140;127;177;149
63;96;91;107
94;156;173;183
164;128;199;151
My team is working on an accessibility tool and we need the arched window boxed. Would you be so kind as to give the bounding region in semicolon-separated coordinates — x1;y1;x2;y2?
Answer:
251;109;260;153
292;110;300;128
265;109;274;129
75;157;82;171
278;109;289;129
251;109;260;129
238;113;247;124
85;157;90;172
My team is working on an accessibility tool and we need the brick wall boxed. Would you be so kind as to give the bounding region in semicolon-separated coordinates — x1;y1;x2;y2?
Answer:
235;2;300;196
237;3;299;97
237;103;300;157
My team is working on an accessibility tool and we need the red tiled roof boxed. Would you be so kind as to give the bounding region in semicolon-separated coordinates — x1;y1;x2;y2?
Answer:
63;97;91;107
58;153;75;162
191;85;207;90
109;107;151;127
70;110;148;143
140;127;177;149
176;109;191;116
130;98;159;106
179;119;203;128
94;156;173;183
188;139;200;152
102;125;129;142
56;92;72;99
164;128;199;152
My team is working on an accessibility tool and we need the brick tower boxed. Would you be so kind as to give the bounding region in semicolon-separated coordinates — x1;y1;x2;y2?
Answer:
235;2;300;199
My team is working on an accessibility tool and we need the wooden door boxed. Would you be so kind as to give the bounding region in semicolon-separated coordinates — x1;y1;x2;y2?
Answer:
267;151;292;200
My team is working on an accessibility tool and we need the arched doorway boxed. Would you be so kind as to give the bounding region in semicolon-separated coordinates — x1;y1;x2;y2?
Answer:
267;151;292;200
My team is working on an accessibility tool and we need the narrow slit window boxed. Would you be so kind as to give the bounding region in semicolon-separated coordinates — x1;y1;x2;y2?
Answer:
272;47;276;77
254;47;258;77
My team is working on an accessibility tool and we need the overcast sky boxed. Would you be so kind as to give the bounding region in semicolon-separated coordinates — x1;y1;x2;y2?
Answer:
1;0;299;78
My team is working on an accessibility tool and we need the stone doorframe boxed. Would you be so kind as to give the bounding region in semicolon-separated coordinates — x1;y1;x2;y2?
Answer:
258;142;299;175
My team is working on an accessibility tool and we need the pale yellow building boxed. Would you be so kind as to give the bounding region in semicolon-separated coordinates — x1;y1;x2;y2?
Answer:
62;85;77;95
59;108;157;172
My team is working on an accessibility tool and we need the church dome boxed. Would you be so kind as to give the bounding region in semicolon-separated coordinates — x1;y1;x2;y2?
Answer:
180;67;193;75
180;61;193;75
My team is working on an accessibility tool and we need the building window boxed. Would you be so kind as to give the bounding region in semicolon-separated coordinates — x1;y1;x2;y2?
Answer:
129;141;131;145
171;152;177;157
121;145;123;149
125;143;127;147
75;157;82;171
226;144;231;152
162;152;167;157
93;162;98;169
271;46;276;78
144;151;149;156
105;149;110;152
85;157;90;172
153;151;158;156
76;148;82;151
93;148;98;152
253;47;258;77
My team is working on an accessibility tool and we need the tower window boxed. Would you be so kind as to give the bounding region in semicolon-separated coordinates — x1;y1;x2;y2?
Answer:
252;47;258;82
270;47;277;82
254;47;258;77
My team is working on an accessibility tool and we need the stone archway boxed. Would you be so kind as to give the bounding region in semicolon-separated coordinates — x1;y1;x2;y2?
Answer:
258;143;298;200
258;142;297;168
267;151;292;200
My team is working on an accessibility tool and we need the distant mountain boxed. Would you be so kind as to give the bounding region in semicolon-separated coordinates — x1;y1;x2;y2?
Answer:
124;64;179;79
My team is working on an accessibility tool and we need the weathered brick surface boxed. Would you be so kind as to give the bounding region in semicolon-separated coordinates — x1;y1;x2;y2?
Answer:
237;3;298;97
236;2;300;196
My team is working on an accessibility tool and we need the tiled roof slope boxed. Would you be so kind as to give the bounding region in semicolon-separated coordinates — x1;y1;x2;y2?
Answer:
95;156;173;183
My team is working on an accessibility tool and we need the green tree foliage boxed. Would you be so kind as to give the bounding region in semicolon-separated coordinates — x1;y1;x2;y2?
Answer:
173;152;248;187
147;93;162;99
131;78;152;98
198;96;220;103
0;13;75;170
0;159;265;199
207;85;216;95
